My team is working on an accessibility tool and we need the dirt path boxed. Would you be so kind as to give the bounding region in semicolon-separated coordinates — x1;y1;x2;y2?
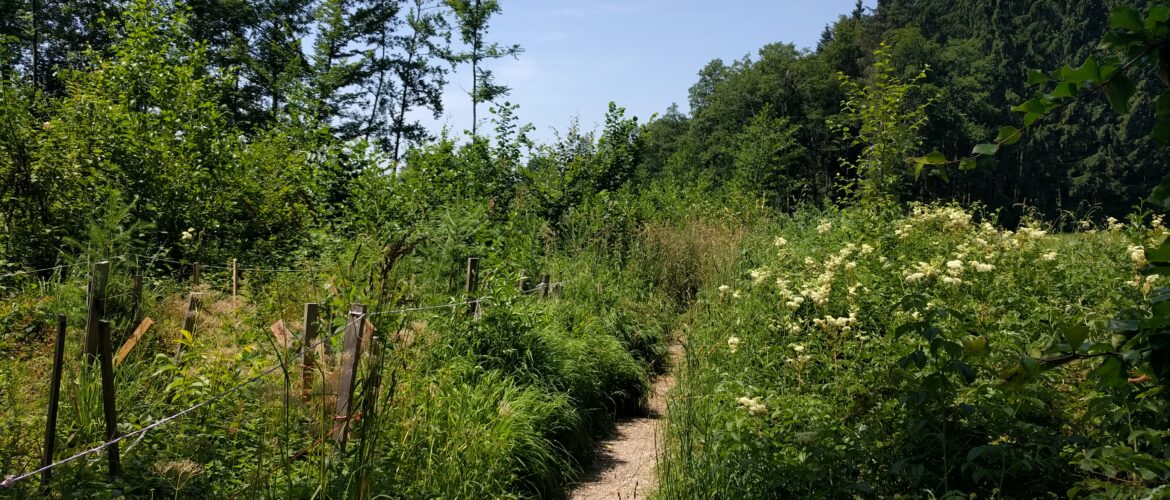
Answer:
569;344;681;500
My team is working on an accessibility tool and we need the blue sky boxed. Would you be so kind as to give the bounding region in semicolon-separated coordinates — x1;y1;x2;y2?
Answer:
421;0;876;145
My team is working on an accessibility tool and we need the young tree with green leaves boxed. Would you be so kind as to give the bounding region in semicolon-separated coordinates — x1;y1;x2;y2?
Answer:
834;42;932;206
445;0;521;135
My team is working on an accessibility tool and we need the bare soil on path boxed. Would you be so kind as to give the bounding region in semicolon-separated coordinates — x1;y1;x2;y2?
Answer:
569;344;681;500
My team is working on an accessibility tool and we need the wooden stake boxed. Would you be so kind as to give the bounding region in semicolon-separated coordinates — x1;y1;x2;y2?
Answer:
97;320;120;479
302;303;319;403
540;274;551;300
230;259;238;304
191;262;200;286
83;261;110;360
115;317;154;367
335;304;366;444
177;294;199;355
465;257;480;319
517;275;529;293
41;315;66;491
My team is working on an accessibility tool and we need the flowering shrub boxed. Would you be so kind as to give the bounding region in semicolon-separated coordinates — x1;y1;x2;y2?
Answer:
659;204;1170;498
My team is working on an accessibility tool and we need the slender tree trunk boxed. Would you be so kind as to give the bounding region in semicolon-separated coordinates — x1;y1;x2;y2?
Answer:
31;0;40;90
470;52;478;135
365;27;390;142
392;49;418;162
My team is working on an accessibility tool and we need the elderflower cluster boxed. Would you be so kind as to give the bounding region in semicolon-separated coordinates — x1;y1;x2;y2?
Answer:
727;336;741;353
737;396;768;416
817;220;833;234
1130;245;1148;266
903;261;938;284
1041;252;1058;262
813;312;857;336
1143;274;1163;294
749;267;772;285
1107;216;1124;232
774;236;788;247
1016;226;1048;240
970;261;995;273
941;276;963;286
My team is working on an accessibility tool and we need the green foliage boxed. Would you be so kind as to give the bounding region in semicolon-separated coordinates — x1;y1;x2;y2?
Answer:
730;106;805;209
658;205;1168;498
834;42;933;206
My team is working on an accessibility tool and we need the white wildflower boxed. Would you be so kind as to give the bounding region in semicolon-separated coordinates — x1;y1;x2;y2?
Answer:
972;261;995;273
1130;246;1147;266
817;220;832;234
727;336;741;353
737;396;768;416
1041;252;1058;262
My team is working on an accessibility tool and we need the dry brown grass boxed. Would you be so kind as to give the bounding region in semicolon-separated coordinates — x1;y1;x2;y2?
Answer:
632;219;745;303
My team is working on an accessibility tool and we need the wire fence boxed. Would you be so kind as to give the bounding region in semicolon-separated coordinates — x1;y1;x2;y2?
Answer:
0;296;484;488
0;248;573;490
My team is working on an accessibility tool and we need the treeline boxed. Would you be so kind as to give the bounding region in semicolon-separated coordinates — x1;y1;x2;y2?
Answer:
0;0;531;269
638;0;1169;220
1;0;1166;272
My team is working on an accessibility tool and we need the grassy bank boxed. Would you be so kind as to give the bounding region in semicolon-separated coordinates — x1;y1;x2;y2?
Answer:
0;206;677;498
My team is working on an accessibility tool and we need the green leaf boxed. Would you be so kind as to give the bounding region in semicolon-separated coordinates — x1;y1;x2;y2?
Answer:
1061;57;1101;84
1011;98;1051;115
1104;74;1137;114
1023;112;1043;126
1150;174;1170;209
1109;6;1144;32
1147;5;1170;29
1060;324;1090;352
1154;119;1170;146
996;126;1022;146
1148;238;1170;264
959;158;977;170
962;336;990;357
1026;69;1051;85
972;143;999;156
1050;82;1079;99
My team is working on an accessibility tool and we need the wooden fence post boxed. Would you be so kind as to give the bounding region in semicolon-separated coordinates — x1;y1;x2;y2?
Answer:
40;315;66;491
97;320;120;479
540;274;551;300
335;304;366;444
302;303;319;403
517;275;529;293
83;261;110;360
177;294;199;355
465;257;480;319
231;258;238;304
191;262;200;286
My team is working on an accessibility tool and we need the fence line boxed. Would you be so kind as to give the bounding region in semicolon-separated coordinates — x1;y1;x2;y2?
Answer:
0;255;130;281
133;254;319;274
1;295;486;489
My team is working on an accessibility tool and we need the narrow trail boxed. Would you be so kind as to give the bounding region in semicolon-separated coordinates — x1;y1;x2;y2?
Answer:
569;344;682;500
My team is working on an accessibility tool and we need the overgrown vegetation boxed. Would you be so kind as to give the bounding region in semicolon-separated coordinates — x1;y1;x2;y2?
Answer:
3;0;1170;497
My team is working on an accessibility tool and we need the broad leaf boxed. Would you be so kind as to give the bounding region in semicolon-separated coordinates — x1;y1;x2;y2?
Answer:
1104;74;1137;114
972;143;999;156
1109;6;1144;32
1026;69;1051;85
996;126;1022;146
